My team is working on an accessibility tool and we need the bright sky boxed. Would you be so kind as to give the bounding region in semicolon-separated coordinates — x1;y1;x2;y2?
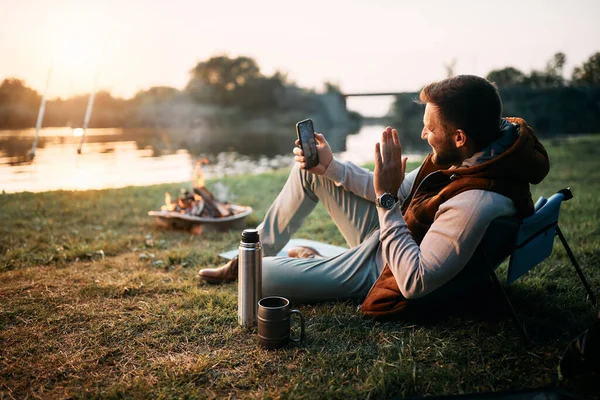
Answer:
1;0;599;116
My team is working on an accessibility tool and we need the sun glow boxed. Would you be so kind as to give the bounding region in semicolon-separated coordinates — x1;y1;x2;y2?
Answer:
60;37;97;71
73;128;84;137
45;15;104;98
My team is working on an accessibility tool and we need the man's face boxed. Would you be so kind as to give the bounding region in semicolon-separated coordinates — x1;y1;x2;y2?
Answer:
421;103;461;165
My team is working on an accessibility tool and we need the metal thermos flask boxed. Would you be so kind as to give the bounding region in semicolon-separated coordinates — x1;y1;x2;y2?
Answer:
238;229;262;326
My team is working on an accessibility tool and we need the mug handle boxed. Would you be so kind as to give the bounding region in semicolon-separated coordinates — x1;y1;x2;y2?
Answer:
289;309;305;344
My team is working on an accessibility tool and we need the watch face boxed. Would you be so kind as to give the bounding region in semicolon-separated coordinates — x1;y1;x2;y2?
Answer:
380;194;396;209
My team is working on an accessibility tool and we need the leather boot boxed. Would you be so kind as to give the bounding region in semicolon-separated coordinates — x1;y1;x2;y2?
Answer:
287;246;323;259
198;257;238;284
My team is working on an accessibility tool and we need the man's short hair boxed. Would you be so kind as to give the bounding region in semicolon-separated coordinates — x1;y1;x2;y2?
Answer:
419;75;503;150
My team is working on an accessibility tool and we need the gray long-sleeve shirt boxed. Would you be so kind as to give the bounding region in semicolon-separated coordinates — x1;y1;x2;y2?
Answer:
323;158;516;299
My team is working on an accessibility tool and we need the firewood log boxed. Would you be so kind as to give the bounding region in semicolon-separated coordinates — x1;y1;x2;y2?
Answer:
190;200;205;216
193;187;232;217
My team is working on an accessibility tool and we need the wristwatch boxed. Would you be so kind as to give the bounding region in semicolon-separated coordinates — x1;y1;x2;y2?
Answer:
376;192;399;210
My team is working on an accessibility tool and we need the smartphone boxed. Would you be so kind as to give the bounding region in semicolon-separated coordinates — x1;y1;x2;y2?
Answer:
295;118;319;169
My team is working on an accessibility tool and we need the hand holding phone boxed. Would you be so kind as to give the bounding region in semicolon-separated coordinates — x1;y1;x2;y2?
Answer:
296;119;319;169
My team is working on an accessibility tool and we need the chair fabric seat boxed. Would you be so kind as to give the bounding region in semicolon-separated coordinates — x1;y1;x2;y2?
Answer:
507;193;565;284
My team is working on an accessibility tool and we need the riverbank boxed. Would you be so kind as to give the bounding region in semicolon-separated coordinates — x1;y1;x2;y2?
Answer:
1;135;599;398
0;120;361;193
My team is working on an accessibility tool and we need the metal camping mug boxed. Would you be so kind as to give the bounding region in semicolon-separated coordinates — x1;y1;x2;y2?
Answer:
257;296;305;349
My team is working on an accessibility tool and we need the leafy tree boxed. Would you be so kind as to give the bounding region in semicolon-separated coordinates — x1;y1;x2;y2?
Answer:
185;55;290;112
486;67;526;87
546;52;566;76
488;53;566;89
521;70;563;88
0;78;41;107
324;81;342;94
132;86;179;105
572;52;600;85
234;74;286;111
186;55;264;106
322;81;346;111
0;78;41;128
388;93;429;151
518;52;566;88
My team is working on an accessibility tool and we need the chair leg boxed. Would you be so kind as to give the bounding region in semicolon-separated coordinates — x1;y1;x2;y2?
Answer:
556;226;597;306
484;254;530;343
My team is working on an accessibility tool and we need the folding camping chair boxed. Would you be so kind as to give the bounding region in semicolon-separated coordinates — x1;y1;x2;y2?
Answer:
480;188;597;341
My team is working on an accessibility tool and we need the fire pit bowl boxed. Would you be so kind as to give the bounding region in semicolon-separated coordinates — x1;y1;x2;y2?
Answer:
148;204;252;233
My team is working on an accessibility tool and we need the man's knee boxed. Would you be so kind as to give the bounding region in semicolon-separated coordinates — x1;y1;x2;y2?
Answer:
292;163;314;188
292;163;329;195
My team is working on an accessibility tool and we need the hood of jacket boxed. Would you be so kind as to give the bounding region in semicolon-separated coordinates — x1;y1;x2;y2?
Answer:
450;117;549;185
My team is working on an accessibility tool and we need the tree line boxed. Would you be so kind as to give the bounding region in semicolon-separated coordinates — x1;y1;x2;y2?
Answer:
0;55;359;131
2;50;598;143
486;52;599;88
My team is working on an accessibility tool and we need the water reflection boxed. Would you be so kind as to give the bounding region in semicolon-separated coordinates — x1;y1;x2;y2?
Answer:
0;136;48;165
0;127;300;193
1;141;187;192
338;125;426;165
0;126;425;193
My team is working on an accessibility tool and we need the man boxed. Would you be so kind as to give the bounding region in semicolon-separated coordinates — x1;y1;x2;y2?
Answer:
198;75;550;317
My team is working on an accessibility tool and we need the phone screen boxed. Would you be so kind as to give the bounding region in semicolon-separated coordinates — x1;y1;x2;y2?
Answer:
298;120;316;159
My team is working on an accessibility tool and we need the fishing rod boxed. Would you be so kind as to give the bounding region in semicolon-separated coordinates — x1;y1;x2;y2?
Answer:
28;59;54;160
76;64;100;155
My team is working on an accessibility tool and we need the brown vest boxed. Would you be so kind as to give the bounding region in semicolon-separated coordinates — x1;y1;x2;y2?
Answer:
360;118;549;318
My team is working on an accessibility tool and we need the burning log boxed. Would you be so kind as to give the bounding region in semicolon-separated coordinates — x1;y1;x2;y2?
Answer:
160;158;239;219
190;200;205;216
193;187;232;218
161;187;235;218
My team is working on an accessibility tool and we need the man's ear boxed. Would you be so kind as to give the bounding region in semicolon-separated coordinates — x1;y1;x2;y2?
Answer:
454;129;468;149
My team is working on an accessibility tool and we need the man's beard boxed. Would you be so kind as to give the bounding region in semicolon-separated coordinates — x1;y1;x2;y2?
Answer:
432;145;462;166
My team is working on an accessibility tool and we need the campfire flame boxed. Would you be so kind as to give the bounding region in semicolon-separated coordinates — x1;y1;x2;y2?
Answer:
193;158;209;189
161;192;178;212
159;158;236;219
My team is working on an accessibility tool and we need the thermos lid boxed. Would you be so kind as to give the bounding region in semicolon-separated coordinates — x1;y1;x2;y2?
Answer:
241;229;260;243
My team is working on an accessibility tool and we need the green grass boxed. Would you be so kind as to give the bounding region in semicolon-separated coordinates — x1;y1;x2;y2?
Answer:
1;136;599;398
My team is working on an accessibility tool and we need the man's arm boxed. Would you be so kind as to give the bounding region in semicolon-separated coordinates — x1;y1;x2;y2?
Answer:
378;190;516;299
322;158;419;202
292;130;418;202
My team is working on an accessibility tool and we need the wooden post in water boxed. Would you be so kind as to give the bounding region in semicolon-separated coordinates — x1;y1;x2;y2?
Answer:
28;59;54;160
77;65;101;155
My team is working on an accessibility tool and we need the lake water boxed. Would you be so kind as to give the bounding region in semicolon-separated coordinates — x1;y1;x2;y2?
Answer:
0;125;423;193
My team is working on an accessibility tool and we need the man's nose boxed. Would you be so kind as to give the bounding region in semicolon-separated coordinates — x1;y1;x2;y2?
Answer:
421;128;427;140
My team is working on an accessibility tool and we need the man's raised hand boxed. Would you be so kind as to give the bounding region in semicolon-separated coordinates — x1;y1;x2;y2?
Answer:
374;127;407;198
293;132;333;175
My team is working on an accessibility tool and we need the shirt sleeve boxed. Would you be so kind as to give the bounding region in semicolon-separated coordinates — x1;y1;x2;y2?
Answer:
322;158;420;203
377;189;517;299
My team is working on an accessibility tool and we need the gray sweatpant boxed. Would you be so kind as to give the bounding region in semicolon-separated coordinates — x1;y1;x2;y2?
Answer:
257;165;382;303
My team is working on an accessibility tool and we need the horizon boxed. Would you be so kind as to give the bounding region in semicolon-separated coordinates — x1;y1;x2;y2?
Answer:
1;0;599;116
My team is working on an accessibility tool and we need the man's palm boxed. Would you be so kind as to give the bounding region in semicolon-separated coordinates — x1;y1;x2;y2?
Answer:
374;127;407;198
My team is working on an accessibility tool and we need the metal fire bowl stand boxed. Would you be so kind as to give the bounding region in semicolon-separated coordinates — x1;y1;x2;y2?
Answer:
148;204;252;233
